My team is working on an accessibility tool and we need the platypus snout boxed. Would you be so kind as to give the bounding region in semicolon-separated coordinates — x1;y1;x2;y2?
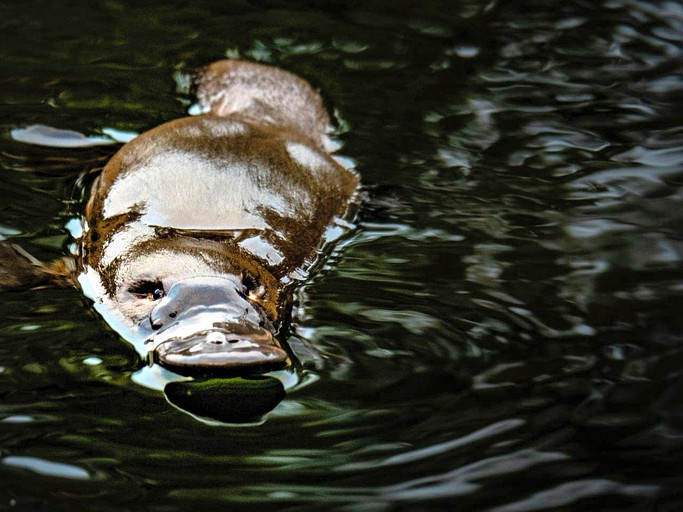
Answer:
153;327;288;376
148;276;287;376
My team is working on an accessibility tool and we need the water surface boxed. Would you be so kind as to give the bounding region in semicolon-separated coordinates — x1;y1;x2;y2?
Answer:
1;0;683;510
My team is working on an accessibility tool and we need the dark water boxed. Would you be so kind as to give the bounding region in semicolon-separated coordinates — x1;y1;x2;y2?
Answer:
2;0;683;510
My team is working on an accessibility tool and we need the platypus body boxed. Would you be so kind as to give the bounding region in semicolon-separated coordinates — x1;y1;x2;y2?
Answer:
6;60;359;378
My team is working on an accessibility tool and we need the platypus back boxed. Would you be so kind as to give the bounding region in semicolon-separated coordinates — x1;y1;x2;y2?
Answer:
197;60;331;149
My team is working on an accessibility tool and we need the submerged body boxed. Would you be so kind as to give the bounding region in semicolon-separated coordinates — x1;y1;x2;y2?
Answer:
78;61;359;375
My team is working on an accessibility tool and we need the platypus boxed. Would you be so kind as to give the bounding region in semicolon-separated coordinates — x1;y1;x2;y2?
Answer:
1;60;360;378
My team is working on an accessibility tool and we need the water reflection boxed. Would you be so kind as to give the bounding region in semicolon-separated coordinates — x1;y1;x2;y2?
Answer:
2;456;91;480
165;377;285;424
1;0;683;510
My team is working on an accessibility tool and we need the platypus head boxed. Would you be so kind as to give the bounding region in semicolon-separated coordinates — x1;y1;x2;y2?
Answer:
82;237;290;377
148;274;287;376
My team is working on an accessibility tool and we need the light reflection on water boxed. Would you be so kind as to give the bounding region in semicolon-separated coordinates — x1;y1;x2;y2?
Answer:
1;0;683;510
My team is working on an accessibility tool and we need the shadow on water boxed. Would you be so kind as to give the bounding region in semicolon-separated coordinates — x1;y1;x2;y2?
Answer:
1;0;683;510
164;377;285;424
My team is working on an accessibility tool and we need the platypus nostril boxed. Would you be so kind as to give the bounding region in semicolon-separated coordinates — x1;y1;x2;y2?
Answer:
206;331;227;345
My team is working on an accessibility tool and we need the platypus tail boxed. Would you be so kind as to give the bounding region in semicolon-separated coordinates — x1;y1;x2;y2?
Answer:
196;60;331;149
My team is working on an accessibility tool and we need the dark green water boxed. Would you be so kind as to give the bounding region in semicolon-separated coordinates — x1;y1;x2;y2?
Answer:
2;0;683;510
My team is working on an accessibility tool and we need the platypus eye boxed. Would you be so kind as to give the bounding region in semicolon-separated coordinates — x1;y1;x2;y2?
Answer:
129;281;165;301
242;274;266;300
